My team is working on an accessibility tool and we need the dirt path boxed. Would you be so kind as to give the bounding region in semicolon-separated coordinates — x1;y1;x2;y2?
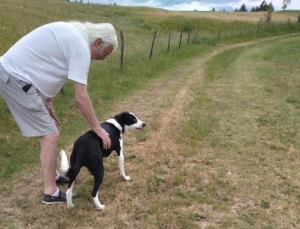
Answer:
116;35;293;156
2;34;297;228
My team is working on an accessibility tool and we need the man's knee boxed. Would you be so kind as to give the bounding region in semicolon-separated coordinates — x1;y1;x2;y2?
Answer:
42;132;60;143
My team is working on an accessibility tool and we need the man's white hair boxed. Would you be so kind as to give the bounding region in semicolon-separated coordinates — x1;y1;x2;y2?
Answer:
69;21;118;52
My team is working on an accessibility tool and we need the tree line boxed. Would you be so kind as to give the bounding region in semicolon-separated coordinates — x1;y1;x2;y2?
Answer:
234;0;292;12
235;1;274;12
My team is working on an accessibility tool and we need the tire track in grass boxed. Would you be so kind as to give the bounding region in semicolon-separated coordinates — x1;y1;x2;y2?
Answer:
106;34;299;228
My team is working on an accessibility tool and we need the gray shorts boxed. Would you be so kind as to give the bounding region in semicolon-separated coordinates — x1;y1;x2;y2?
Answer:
0;63;58;137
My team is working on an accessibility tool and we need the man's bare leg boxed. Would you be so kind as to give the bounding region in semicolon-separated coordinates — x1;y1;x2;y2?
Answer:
40;132;60;195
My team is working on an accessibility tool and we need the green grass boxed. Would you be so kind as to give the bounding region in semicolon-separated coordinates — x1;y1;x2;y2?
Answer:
177;35;300;228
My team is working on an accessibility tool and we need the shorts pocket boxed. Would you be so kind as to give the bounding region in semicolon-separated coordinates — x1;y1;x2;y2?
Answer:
0;71;9;83
14;78;31;92
25;85;45;112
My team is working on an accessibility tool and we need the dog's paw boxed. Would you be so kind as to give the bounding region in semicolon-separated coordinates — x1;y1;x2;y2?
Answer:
67;203;74;208
96;204;106;211
123;175;131;181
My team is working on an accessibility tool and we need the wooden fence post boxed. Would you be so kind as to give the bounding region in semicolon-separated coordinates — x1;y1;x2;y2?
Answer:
120;30;124;70
194;19;199;42
167;31;171;52
149;31;157;59
179;29;182;49
218;28;220;40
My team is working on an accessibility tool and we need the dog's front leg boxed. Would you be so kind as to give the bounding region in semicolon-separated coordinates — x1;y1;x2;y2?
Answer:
118;151;131;181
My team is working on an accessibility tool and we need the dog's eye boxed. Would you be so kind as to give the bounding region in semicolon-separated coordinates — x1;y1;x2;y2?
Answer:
133;119;137;123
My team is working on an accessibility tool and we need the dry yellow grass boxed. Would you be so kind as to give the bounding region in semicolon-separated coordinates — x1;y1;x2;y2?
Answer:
135;9;299;23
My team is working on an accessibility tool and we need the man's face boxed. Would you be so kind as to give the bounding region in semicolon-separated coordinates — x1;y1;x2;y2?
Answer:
91;38;114;61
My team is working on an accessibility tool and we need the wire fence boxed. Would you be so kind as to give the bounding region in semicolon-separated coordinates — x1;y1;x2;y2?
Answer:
115;18;300;71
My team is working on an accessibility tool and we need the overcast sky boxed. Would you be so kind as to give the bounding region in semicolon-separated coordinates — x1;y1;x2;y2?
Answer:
79;0;300;11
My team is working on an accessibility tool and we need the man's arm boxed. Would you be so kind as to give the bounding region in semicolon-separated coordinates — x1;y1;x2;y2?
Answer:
73;82;111;149
45;98;60;126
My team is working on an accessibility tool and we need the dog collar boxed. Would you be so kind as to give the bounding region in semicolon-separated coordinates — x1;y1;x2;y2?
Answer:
106;118;123;133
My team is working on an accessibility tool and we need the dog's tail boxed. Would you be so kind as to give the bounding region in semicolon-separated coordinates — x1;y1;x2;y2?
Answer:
59;150;70;175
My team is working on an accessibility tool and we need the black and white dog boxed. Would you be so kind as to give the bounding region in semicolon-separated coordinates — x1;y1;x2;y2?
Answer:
60;111;146;210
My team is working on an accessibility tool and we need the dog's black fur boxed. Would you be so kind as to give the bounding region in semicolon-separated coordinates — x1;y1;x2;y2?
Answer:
60;111;146;210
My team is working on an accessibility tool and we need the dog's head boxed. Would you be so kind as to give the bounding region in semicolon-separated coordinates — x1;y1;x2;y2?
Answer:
114;112;146;133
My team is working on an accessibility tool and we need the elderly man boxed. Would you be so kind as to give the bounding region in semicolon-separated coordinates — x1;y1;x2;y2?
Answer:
0;21;118;204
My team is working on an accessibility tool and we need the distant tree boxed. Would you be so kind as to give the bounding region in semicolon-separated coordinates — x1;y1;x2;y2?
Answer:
114;2;117;5
259;0;268;11
251;0;273;12
240;3;247;12
282;0;291;10
212;7;215;11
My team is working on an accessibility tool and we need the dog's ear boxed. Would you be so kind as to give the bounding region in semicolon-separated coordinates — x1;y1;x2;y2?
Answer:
114;112;129;122
114;114;121;121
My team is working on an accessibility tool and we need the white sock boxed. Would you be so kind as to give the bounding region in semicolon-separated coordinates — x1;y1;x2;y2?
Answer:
55;174;60;181
52;188;60;197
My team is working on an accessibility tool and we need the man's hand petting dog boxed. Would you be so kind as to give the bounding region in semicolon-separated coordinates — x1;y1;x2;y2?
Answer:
94;126;111;149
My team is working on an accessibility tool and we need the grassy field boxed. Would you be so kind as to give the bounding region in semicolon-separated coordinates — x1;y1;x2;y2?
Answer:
177;36;300;228
1;0;300;228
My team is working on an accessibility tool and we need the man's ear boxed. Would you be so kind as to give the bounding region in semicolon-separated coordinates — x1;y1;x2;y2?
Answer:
95;38;102;46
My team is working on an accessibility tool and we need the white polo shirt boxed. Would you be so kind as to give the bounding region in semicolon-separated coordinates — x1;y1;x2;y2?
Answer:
0;22;91;99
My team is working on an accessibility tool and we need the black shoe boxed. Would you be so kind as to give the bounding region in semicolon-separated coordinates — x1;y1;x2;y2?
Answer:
42;190;77;205
43;189;66;204
56;174;69;184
